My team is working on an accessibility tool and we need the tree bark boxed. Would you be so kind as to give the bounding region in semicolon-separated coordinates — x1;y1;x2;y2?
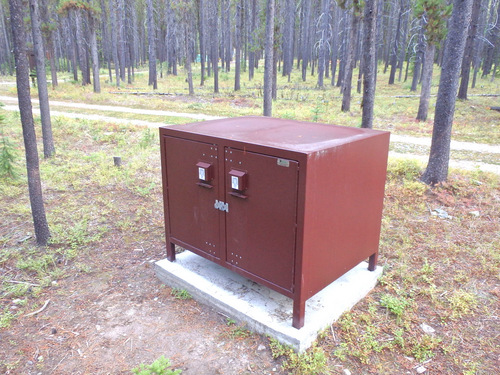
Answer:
8;0;50;246
388;0;403;85
29;0;55;158
248;0;257;80
361;0;378;129
263;0;275;116
457;0;482;99
146;0;157;89
421;0;474;185
89;14;101;93
317;0;330;88
341;8;360;112
300;0;311;82
40;0;58;88
110;0;120;86
234;0;243;91
282;0;295;78
416;43;435;121
198;0;206;85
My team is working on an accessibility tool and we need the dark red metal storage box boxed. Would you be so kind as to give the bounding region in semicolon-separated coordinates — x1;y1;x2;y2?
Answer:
159;116;390;329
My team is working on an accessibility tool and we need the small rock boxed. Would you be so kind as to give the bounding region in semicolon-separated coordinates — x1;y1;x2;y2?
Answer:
12;299;23;305
416;366;427;374
469;211;480;217
420;323;435;334
257;344;266;351
343;369;352;375
51;328;57;335
96;325;101;331
51;280;58;286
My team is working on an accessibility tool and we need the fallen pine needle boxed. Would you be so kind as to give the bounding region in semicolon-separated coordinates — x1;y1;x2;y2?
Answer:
25;299;50;317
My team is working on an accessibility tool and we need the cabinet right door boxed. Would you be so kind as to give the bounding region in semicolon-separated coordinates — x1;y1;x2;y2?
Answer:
224;148;299;292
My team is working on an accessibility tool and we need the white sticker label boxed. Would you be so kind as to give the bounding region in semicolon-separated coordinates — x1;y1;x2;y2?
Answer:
198;167;206;181
231;176;239;190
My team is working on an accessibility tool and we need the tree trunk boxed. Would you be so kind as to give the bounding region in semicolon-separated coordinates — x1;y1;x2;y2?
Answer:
300;0;311;82
361;0;378;129
210;0;219;93
416;43;435;121
198;0;206;85
40;0;58;88
481;0;500;77
411;19;425;92
110;0;120;86
421;0;473;185
234;0;242;91
457;0;482;99
248;0;257;80
341;9;360;112
29;0;55;158
317;0;330;88
282;0;295;78
263;0;275;116
89;14;101;93
118;0;126;81
146;0;157;89
8;0;50;246
388;0;403;85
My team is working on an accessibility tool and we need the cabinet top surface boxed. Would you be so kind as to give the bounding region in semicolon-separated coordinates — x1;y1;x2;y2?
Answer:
160;116;389;153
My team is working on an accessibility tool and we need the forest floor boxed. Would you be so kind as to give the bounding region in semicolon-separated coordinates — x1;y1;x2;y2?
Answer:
1;70;499;374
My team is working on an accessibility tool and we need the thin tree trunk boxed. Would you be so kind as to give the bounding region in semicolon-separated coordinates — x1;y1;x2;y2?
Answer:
110;0;120;86
341;9;359;112
8;0;50;246
234;0;242;91
263;0;274;116
146;0;157;89
458;0;482;99
317;0;330;88
199;0;206;85
89;14;101;93
416;43;435;121
389;0;403;85
421;0;473;185
29;0;55;158
248;0;257;80
361;0;378;129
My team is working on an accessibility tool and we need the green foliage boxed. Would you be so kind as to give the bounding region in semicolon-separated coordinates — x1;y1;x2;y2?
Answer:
131;356;182;375
170;288;191;300
0;308;19;328
414;0;453;44
447;290;478;318
0;114;19;179
380;294;412;322
269;339;328;375
387;158;422;180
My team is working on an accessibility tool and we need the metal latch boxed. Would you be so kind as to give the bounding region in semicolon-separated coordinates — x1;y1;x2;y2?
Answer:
214;200;229;213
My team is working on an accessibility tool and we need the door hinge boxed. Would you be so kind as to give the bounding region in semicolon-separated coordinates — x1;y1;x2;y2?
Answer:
214;200;229;213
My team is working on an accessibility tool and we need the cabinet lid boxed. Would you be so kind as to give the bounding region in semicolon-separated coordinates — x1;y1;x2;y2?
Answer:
160;116;389;153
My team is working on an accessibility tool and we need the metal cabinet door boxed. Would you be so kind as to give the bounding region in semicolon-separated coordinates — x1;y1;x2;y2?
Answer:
224;148;299;292
163;136;221;258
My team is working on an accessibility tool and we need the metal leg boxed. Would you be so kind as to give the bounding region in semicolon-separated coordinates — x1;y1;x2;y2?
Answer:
167;242;176;262
368;252;378;271
292;298;305;329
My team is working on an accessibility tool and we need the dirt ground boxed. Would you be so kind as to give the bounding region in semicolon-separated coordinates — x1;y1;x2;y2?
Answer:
0;238;281;374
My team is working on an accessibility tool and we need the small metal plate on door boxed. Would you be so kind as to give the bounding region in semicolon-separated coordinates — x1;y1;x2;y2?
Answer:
277;158;290;167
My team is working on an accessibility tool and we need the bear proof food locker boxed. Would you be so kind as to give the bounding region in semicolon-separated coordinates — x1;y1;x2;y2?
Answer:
159;116;390;329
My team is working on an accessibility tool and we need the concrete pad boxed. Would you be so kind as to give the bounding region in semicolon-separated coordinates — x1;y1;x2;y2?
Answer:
155;252;383;352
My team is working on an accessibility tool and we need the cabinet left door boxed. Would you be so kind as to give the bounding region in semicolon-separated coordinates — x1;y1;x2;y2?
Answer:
162;136;222;259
